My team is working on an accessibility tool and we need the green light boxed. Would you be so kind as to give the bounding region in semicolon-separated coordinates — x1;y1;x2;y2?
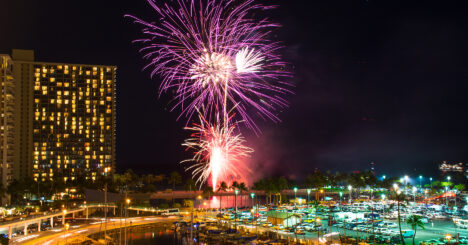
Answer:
250;193;255;198
339;192;342;197
235;189;239;195
307;189;311;194
293;187;298;192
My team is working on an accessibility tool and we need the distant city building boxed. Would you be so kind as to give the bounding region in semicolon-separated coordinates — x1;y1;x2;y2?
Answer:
439;161;464;173
0;55;15;188
11;49;116;182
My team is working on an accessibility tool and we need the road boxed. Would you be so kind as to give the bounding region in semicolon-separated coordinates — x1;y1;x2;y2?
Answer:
11;216;179;245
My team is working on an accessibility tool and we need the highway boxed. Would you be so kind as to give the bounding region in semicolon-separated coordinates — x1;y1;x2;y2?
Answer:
10;216;178;245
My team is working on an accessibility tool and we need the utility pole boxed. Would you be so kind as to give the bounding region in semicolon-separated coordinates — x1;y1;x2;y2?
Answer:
103;166;110;244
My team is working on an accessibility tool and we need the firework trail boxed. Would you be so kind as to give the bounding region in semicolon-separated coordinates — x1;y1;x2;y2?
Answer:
126;0;291;132
182;112;253;189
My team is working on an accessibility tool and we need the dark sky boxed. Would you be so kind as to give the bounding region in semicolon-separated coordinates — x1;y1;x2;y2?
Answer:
2;0;468;179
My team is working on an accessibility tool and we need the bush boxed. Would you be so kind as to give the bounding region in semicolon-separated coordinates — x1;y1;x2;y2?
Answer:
159;203;169;209
173;203;181;208
183;199;193;208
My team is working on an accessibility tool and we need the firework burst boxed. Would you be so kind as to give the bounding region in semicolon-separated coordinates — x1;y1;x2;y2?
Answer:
182;113;253;189
127;0;291;132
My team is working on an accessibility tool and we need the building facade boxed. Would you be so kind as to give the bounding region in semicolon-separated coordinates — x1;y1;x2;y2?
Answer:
0;55;15;188
11;49;116;182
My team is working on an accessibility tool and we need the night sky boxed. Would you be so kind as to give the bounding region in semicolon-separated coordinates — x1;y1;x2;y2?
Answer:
2;0;468;180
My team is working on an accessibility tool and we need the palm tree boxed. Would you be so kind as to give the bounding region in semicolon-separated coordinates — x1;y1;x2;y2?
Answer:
306;170;327;201
203;185;214;199
184;178;197;192
239;182;248;208
168;171;182;205
231;181;239;206
390;191;406;245
217;182;228;210
406;215;424;245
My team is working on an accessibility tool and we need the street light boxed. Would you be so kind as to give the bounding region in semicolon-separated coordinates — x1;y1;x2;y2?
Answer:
316;218;321;242
382;175;386;180
250;193;255;208
320;189;324;201
429;177;433;188
381;194;386;214
234;189;239;231
124;198;131;245
412;187;417;202
419;175;423;188
307;189;311;203
445;186;449;206
348;185;352;203
404;175;409;194
293;187;298;206
103;166;111;240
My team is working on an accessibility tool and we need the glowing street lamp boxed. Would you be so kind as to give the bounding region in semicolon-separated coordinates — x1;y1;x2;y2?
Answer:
429;177;433;188
316;218;322;241
234;189;239;231
348;185;352;203
412;187;417;202
419;175;423;188
293;187;298;206
381;194;386;213
307;189;311;203
250;193;255;208
382;175;386;180
404;175;409;194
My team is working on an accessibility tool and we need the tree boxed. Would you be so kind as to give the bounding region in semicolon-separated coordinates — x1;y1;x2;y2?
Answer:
253;179;271;204
454;184;466;192
238;182;248;208
184;178;197;192
168;171;182;205
306;170;327;200
406;215;424;245
168;171;182;189
390;191;407;245
202;185;214;199
217;181;228;210
274;177;288;204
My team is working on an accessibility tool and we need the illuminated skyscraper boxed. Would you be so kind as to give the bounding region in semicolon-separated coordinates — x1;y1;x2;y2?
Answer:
0;55;15;188
11;49;116;182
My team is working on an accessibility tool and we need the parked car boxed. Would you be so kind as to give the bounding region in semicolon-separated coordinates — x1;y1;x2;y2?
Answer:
419;239;445;245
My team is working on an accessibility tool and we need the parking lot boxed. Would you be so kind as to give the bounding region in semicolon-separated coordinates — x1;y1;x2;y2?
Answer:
215;202;468;244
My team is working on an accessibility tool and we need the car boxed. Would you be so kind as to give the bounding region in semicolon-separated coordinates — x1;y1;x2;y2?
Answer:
390;235;402;244
402;230;415;238
295;229;305;235
419;239;445;245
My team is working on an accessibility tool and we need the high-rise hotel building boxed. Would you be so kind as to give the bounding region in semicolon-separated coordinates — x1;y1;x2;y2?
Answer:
10;49;116;182
0;55;15;187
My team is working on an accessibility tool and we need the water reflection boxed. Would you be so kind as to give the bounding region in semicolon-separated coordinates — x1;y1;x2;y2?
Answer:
195;195;264;209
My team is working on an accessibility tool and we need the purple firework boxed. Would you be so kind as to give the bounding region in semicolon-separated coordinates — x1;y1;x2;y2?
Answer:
127;0;291;132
